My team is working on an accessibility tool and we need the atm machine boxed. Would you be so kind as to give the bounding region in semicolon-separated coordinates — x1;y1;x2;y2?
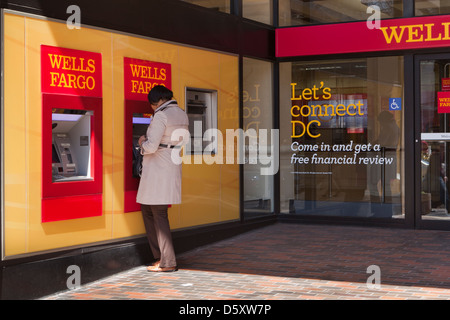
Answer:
51;109;93;182
41;94;103;223
185;87;218;155
131;112;152;178
40;46;103;222
124;100;153;212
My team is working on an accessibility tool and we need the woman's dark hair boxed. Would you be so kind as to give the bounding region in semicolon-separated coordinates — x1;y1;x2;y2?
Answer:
148;85;173;104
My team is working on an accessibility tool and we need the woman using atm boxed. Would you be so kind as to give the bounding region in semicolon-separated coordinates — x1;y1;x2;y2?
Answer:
137;85;189;272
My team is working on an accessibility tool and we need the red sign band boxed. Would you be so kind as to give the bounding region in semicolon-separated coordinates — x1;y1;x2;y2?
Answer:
276;15;450;58
41;45;102;97
124;57;172;101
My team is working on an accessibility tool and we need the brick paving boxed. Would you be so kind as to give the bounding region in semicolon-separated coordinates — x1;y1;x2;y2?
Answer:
40;222;450;300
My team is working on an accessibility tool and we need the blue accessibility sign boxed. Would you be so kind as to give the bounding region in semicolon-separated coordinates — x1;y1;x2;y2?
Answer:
389;98;402;111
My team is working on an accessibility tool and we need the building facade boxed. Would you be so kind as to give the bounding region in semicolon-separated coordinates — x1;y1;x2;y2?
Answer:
1;0;450;299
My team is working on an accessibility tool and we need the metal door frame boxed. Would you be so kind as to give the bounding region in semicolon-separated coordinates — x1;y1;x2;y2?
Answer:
414;53;450;231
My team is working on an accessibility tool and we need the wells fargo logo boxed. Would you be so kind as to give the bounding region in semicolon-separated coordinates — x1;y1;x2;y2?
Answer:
41;45;102;97
290;82;365;138
379;22;450;44
124;57;171;101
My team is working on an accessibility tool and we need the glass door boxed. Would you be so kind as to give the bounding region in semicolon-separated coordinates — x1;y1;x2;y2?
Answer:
416;54;450;229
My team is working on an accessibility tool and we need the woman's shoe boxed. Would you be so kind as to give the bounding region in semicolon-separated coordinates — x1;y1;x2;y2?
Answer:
151;260;160;267
147;265;178;272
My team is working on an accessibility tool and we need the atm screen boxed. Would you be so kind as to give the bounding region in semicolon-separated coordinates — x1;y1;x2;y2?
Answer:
132;113;152;138
51;108;93;182
131;113;152;178
132;117;151;125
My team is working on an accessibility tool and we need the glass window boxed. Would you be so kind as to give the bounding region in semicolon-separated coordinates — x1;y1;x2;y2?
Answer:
279;0;403;27
243;0;273;25
416;0;450;16
243;57;275;218
180;0;231;13
280;56;405;219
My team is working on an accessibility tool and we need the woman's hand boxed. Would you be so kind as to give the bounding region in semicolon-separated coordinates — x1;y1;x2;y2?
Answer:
138;135;147;147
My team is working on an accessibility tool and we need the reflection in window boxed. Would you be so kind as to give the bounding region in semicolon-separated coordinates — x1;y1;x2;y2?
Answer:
279;57;404;219
243;57;274;218
415;0;450;16
243;0;273;25
279;0;403;27
51;108;93;182
180;0;231;13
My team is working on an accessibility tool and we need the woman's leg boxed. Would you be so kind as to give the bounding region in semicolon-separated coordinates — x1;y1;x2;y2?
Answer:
150;204;177;268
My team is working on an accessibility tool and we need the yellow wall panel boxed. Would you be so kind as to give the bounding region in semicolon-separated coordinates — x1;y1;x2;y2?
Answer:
178;47;225;228
178;47;221;91
2;11;239;257
110;34;181;237
3;14;27;256
181;164;221;227
24;17;113;252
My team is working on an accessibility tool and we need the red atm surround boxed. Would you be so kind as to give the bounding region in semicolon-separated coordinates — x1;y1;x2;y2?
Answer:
41;45;103;223
123;57;172;212
124;100;153;212
41;94;103;222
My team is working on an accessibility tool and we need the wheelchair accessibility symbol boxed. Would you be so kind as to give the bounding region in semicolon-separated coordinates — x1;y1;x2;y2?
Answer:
389;98;402;111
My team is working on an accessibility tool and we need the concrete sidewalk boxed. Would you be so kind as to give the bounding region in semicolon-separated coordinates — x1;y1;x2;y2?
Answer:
40;222;450;300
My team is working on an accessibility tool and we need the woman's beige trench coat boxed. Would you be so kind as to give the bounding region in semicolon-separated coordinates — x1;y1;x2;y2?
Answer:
136;100;189;205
